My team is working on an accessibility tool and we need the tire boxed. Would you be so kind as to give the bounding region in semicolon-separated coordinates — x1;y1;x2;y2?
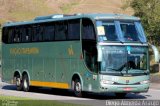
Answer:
22;74;30;92
15;75;22;91
74;79;82;97
115;93;127;98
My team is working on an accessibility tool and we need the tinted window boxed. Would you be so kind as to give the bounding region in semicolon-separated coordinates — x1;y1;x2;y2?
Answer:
21;27;26;42
82;19;96;40
3;19;81;43
26;27;32;42
13;28;19;42
68;20;80;40
104;23;118;41
8;28;15;43
121;23;140;41
32;25;43;42
55;22;67;41
43;24;54;41
2;27;9;43
21;26;32;43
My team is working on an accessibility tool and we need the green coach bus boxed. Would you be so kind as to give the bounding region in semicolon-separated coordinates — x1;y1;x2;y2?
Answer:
1;14;159;97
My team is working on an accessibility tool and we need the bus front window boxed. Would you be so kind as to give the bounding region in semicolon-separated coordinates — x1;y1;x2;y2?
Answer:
96;21;147;43
100;46;127;74
120;22;142;42
100;46;148;76
103;23;118;41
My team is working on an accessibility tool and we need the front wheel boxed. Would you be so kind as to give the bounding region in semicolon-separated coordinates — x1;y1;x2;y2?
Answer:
74;79;82;97
22;75;30;92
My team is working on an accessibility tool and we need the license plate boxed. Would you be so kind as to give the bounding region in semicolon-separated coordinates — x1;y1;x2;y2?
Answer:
123;87;132;91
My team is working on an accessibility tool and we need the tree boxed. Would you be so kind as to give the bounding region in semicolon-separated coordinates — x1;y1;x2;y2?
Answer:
129;0;160;45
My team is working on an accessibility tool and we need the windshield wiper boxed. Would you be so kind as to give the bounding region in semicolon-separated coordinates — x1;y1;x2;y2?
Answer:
106;68;119;71
118;63;128;75
119;40;124;44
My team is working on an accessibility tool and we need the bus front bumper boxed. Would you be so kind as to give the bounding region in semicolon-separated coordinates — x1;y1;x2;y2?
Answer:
99;84;149;93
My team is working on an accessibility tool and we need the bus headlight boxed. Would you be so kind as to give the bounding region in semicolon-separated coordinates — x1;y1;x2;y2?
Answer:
140;80;150;84
100;80;114;85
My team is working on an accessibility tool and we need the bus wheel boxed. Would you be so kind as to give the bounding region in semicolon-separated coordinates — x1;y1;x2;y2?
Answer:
15;75;22;91
74;79;82;97
22;75;29;92
115;93;127;98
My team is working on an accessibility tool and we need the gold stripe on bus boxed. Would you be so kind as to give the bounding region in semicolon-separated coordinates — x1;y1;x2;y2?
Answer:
30;81;69;89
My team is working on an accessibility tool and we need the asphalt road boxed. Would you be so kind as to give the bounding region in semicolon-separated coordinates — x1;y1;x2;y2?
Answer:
0;81;160;106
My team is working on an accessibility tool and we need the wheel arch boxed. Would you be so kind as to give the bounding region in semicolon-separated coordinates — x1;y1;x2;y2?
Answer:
13;70;22;79
71;72;84;91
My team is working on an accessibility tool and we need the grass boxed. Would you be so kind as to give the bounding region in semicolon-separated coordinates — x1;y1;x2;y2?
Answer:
0;95;29;100
0;95;86;106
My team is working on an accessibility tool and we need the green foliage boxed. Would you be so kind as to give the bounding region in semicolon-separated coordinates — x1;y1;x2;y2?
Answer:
0;95;31;100
0;95;86;106
129;0;160;45
0;25;1;42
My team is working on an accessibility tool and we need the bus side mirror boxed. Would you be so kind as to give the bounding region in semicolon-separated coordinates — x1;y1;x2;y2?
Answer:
149;44;159;63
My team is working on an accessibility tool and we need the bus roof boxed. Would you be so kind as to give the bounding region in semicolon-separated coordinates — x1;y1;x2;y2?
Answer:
3;13;140;27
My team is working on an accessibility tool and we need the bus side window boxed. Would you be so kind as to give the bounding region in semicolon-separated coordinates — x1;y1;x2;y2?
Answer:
55;21;67;41
31;25;42;42
2;27;9;44
36;25;43;41
31;26;35;42
67;19;80;40
82;19;96;40
14;28;21;43
43;24;54;41
26;27;32;42
21;27;25;42
32;26;38;42
8;28;14;43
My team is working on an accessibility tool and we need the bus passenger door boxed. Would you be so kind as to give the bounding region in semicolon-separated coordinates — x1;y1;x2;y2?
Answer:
81;18;99;91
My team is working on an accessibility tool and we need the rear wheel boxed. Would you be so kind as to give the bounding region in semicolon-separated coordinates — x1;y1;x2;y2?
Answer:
73;79;82;97
22;75;30;92
15;75;22;91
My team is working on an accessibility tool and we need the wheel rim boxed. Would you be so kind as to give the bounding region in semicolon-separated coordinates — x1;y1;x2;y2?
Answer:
23;79;28;89
16;78;21;86
75;82;81;92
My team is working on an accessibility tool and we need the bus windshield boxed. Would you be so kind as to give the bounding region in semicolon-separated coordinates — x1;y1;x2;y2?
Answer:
96;21;147;43
100;46;148;76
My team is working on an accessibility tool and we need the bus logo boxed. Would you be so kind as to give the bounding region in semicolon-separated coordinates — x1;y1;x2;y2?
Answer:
68;45;74;56
126;80;129;84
